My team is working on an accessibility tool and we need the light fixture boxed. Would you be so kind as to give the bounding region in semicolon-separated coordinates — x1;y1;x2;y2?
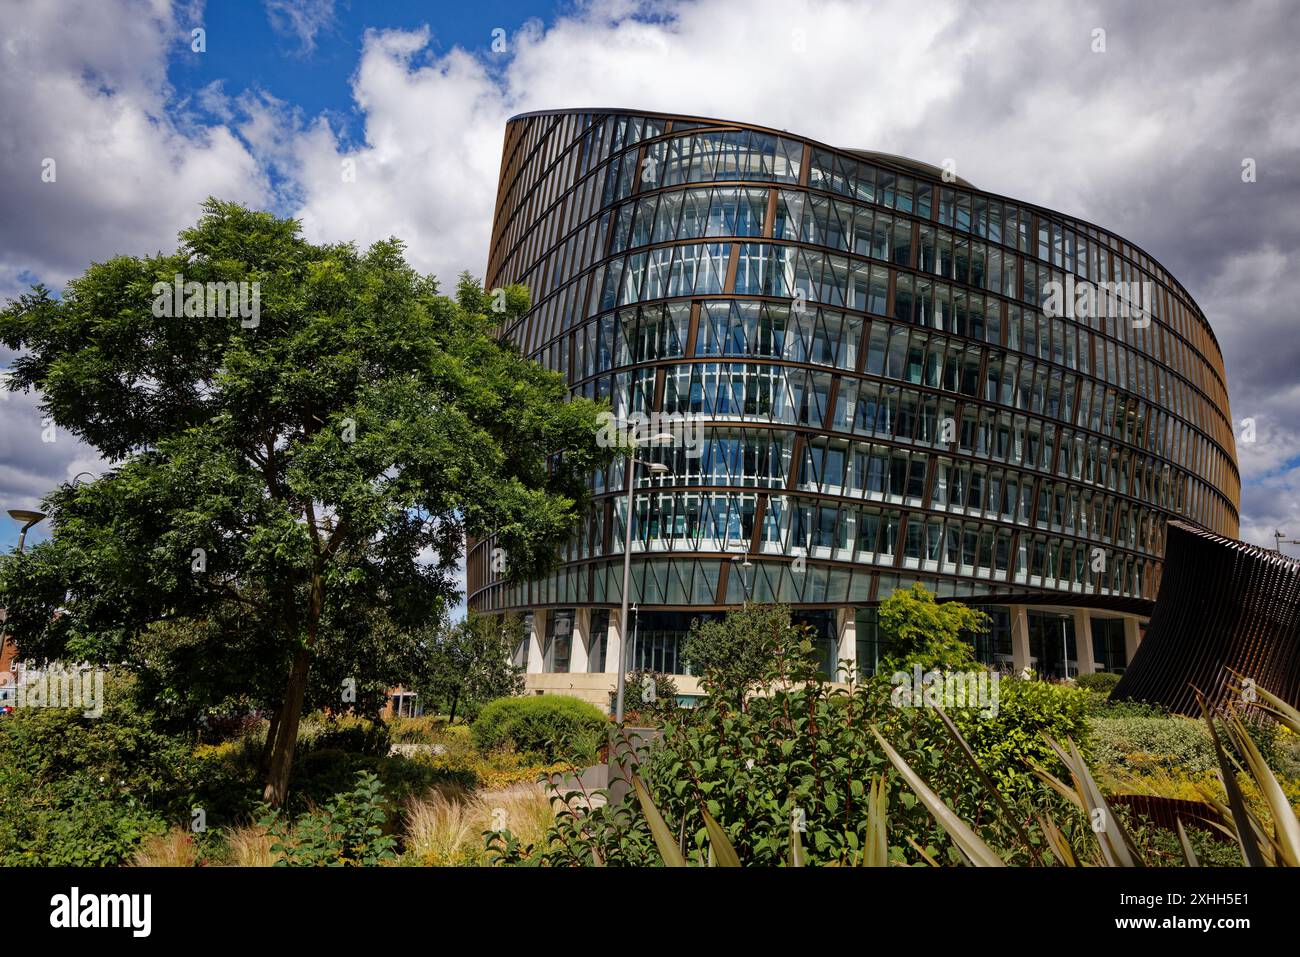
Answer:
6;508;47;556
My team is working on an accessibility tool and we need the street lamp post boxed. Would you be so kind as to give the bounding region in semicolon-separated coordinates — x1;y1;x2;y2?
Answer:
730;553;753;601
612;436;672;724
1059;616;1069;682
7;509;46;555
2;509;46;689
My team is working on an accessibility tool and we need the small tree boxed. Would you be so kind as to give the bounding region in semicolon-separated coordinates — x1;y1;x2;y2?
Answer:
877;583;989;672
0;200;610;805
611;669;679;724
419;613;526;723
682;603;805;709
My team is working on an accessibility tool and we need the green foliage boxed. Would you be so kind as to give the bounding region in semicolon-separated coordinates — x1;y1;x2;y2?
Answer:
614;669;680;724
0;199;612;800
1089;715;1218;776
682;603;805;706
1083;694;1168;719
416;613;526;723
0;672;186;865
949;677;1092;799
300;714;393;757
387;715;451;744
261;771;398;866
471;695;607;765
877;681;1300;867
877;583;988;671
491;638;1069;867
1073;672;1121;694
488;784;661;867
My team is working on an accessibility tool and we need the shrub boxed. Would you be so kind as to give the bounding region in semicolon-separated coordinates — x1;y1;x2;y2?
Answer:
301;714;391;756
877;583;988;671
1089;715;1218;776
1074;672;1121;694
491;641;1082;867
471;695;607;764
681;603;803;706
614;670;679;725
1084;695;1168;719
289;748;466;813
0;671;192;865
261;771;398;866
187;736;264;826
389;715;449;744
949;676;1092;799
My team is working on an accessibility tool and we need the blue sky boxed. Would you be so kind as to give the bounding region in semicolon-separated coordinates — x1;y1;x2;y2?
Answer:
175;1;566;150
2;0;1300;575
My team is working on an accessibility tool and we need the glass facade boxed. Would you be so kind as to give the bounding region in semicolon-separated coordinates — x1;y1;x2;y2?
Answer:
468;110;1239;679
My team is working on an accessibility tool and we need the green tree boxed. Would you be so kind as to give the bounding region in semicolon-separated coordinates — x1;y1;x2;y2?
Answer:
0;199;610;805
682;603;806;709
418;613;526;723
876;583;989;672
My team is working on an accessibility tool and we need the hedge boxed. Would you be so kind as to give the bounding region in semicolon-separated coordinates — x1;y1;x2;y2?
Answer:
471;695;607;764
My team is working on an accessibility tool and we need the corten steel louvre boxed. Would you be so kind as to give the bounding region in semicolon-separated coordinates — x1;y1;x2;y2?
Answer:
468;108;1239;628
1111;522;1300;714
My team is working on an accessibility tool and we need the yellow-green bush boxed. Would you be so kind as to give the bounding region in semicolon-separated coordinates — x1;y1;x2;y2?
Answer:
471;695;606;764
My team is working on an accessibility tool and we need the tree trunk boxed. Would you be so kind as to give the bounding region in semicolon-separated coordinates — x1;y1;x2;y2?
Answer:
448;686;460;724
259;705;282;774
263;648;311;807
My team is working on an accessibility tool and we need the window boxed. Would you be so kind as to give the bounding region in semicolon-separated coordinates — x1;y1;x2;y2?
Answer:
855;608;881;678
1027;611;1076;679
793;610;838;679
544;609;574;673
1090;617;1128;673
631;610;703;675
514;613;533;669
391;692;422;718
589;609;609;673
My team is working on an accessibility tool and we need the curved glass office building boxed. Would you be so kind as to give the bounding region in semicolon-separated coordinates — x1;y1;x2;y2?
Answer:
468;109;1239;706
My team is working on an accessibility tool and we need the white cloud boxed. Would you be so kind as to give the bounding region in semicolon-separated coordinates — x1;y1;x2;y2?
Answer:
264;0;337;54
0;0;269;299
3;0;1299;558
0;0;267;529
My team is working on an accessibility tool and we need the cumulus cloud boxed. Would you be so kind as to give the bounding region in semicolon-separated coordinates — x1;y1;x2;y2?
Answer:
2;0;1299;560
0;0;268;300
0;0;267;546
250;0;1300;548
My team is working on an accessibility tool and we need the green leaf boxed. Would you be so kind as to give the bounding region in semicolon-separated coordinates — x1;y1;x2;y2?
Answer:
633;775;687;867
869;726;1004;867
700;807;741;867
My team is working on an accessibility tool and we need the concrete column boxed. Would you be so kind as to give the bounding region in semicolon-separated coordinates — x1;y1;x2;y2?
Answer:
525;610;545;674
1010;604;1031;674
570;607;590;673
1122;615;1142;668
1073;609;1096;675
605;608;624;675
836;607;858;682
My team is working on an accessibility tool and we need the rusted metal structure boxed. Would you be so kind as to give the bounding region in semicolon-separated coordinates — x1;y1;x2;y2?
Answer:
1111;521;1300;714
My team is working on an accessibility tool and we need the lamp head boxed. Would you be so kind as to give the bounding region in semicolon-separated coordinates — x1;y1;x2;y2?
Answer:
7;509;45;527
